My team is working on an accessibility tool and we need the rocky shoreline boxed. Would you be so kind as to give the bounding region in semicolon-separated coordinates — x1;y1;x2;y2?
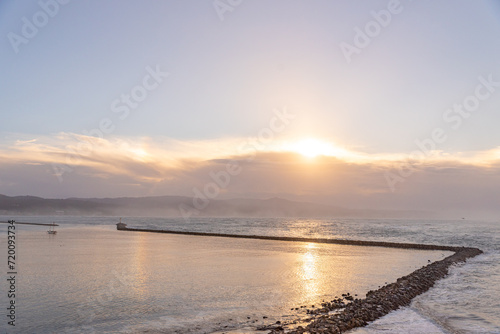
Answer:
116;225;483;333
265;246;483;333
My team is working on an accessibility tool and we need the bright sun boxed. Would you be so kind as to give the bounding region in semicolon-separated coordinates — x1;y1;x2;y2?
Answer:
293;138;336;158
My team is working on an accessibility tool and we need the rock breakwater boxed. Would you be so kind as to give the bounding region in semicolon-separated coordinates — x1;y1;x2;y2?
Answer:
273;247;482;334
117;226;483;333
117;226;467;252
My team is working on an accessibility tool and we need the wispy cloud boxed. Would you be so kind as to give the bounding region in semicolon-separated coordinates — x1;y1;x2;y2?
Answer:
1;132;499;219
15;138;38;145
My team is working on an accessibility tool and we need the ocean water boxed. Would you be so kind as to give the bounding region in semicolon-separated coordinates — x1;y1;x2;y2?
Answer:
0;217;498;334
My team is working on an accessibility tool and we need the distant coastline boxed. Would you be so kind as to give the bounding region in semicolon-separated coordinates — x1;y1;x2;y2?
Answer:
0;194;435;219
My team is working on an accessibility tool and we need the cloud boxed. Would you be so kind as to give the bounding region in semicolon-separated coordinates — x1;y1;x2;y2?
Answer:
1;132;499;218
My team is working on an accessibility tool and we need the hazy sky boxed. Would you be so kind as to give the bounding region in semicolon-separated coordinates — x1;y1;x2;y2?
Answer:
1;1;500;218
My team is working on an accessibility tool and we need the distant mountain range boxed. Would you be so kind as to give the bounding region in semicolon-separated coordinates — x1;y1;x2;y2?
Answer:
0;194;433;219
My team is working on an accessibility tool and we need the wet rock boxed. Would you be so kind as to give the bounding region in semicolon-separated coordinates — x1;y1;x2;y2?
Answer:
258;324;284;332
284;246;482;334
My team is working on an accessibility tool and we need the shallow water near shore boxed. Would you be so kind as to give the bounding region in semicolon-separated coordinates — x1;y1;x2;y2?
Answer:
0;217;498;333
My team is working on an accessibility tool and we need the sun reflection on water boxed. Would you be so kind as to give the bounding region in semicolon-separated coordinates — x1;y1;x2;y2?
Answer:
131;233;149;298
300;243;319;299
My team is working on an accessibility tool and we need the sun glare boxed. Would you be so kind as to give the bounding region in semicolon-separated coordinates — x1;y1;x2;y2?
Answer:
293;138;337;158
129;147;149;160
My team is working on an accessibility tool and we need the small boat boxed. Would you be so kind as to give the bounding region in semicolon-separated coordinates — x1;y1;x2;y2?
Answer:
47;223;57;235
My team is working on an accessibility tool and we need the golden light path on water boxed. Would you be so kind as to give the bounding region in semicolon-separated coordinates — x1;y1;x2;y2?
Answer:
300;243;319;299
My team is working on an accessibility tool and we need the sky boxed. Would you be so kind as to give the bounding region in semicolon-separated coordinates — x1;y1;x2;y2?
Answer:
1;0;500;218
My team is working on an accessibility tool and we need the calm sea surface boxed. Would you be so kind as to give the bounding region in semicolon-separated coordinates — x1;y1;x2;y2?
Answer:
0;217;498;334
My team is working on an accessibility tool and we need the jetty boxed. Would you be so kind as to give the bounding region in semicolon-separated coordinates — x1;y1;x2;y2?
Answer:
0;221;59;227
116;223;483;333
116;223;468;252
